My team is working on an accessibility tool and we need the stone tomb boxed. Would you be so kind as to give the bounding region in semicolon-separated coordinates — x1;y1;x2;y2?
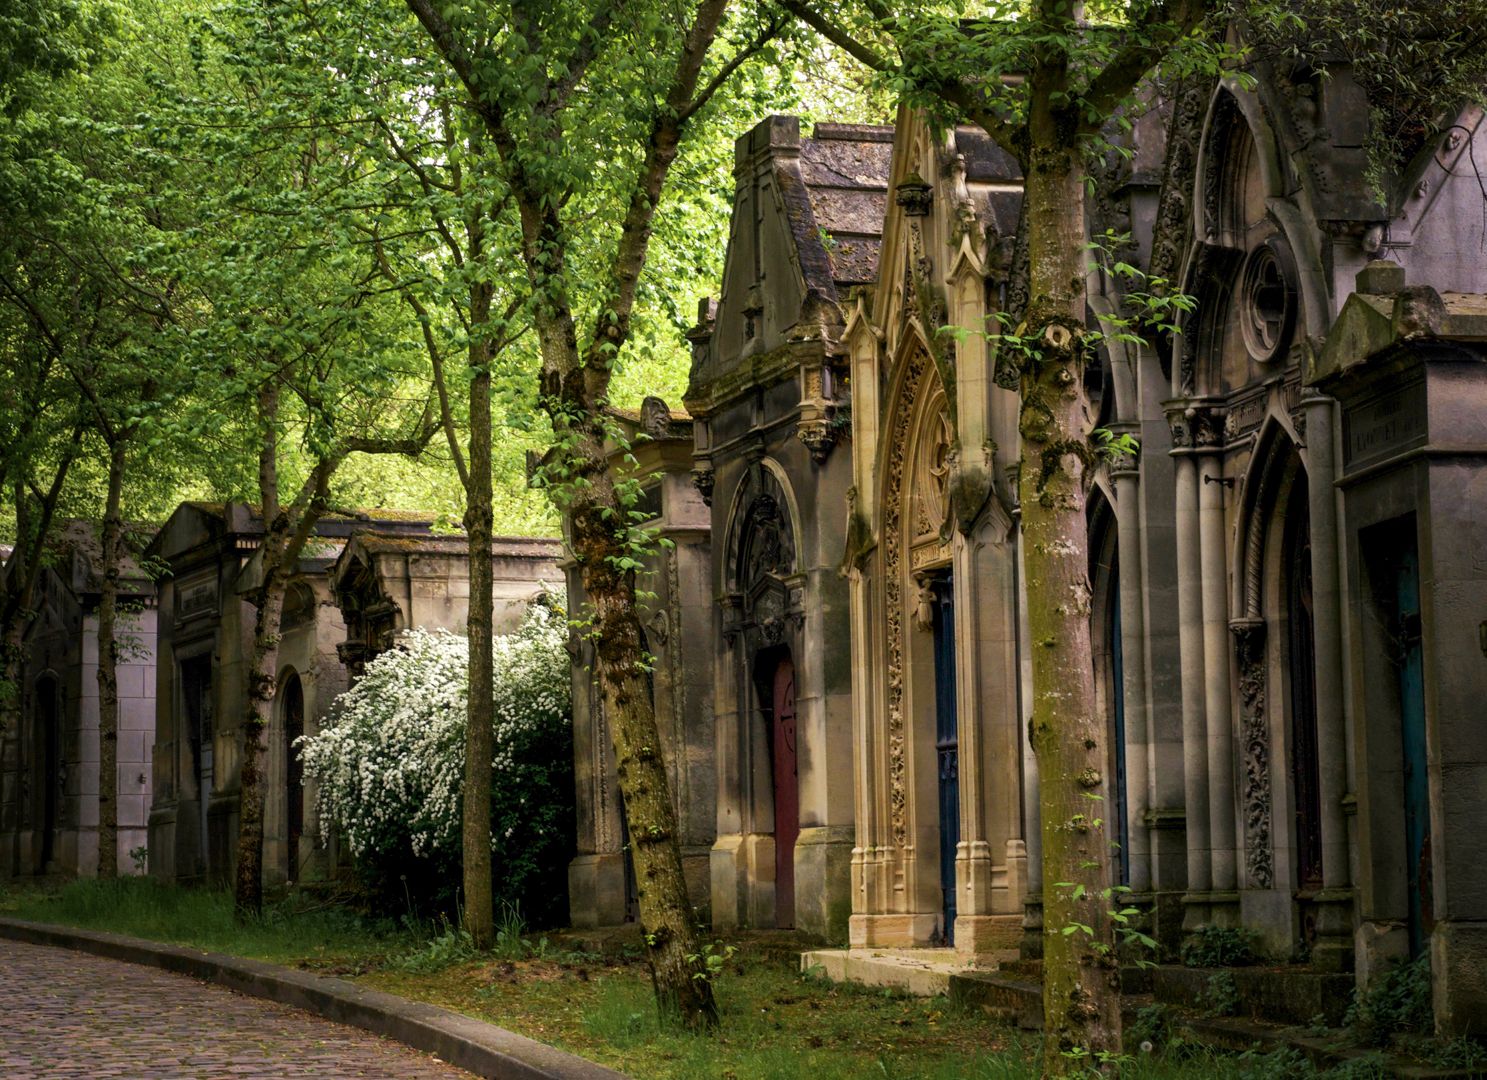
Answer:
0;521;157;878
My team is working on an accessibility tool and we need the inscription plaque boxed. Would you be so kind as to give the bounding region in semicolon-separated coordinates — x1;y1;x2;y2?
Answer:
1343;376;1427;472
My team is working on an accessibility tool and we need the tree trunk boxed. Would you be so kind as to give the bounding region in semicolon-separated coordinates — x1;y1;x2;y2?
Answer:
235;522;290;921
463;276;496;948
96;438;127;880
566;431;718;1029
1019;136;1122;1072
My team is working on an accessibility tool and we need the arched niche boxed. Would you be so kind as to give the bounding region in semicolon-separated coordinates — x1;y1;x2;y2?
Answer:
1230;418;1323;905
879;332;958;936
31;672;63;872
1182;90;1303;398
1087;486;1130;887
721;459;802;657
277;668;306;883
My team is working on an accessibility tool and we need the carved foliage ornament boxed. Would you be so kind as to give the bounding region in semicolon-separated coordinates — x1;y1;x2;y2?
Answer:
882;348;933;848
1231;618;1273;888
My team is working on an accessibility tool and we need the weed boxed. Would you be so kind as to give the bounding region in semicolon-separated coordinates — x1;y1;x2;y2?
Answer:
1426;1034;1487;1070
392;916;477;973
1128;1002;1179;1052
1201;970;1241;1017
1345;954;1431;1046
1181;925;1258;967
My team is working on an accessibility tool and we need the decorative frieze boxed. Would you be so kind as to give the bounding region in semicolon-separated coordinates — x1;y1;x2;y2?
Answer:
1231;617;1273;888
881;347;932;849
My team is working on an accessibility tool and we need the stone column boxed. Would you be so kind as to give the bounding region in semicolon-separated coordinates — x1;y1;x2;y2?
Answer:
1197;409;1238;898
1169;412;1211;902
1302;390;1354;970
1302;391;1349;887
1111;435;1152;893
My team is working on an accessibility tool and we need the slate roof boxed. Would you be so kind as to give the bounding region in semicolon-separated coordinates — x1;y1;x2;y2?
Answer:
796;123;894;295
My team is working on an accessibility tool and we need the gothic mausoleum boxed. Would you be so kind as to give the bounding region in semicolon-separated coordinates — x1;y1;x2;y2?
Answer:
571;73;1487;1034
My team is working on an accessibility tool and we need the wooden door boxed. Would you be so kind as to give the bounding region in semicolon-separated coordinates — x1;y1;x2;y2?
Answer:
283;676;305;883
772;655;799;929
931;577;959;945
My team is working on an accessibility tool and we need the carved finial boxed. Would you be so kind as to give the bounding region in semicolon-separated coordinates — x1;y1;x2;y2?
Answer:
896;172;932;217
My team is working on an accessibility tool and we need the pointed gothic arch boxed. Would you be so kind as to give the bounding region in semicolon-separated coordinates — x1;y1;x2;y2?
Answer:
1230;417;1323;894
1087;486;1130;887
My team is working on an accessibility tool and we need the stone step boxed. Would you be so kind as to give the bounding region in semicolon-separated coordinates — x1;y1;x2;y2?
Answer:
1151;964;1357;1027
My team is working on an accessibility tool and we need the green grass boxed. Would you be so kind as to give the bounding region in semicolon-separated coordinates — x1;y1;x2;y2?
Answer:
0;879;1466;1080
0;877;408;968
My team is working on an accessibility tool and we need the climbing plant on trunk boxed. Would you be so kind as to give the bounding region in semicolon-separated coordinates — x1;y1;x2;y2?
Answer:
401;0;784;1027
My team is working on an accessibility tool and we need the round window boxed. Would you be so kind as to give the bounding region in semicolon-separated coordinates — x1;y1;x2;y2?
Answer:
1239;242;1295;362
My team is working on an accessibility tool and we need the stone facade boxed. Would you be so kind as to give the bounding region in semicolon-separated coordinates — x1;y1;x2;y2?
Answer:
568;82;1487;1033
331;532;563;677
144;503;433;886
0;521;157;878
686;117;891;940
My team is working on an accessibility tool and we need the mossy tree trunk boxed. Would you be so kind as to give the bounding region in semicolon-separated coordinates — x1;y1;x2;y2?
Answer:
402;0;767;1028
95;437;127;880
1018;124;1122;1071
462;267;496;948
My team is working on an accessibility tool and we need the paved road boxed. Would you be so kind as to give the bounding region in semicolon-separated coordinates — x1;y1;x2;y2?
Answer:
0;940;477;1079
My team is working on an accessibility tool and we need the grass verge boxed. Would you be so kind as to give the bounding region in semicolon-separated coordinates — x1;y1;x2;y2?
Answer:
1;879;1470;1079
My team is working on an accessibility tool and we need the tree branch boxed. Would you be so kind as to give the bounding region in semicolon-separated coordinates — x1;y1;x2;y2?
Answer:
780;0;894;74
1078;0;1214;133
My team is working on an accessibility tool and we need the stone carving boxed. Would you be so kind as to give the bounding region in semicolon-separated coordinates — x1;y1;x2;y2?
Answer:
725;467;799;659
1231;618;1273;888
895;171;933;217
1191;405;1226;449
691;466;715;506
882;347;933;848
913;398;953;545
640;396;672;440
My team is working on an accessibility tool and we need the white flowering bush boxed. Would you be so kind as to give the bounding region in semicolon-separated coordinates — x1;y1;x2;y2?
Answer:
299;599;573;920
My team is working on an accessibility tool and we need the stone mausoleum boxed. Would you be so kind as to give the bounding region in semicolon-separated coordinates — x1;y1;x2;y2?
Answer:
569;62;1487;1034
146;502;561;889
0;521;157;878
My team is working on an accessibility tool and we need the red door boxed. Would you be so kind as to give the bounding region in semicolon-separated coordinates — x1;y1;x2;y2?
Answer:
772;656;799;929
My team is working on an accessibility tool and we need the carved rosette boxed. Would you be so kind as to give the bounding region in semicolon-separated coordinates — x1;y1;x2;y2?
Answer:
882;349;932;849
1231;617;1273;888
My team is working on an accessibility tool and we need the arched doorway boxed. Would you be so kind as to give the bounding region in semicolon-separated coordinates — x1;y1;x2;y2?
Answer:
35;676;60;872
282;673;305;883
766;650;799;929
1089;495;1130;887
928;576;959;944
180;653;213;876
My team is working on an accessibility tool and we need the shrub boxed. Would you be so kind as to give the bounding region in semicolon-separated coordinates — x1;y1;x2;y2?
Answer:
1181;925;1259;968
299;600;574;924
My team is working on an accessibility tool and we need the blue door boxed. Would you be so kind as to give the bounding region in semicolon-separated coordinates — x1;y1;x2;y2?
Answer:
1396;542;1431;957
931;577;959;945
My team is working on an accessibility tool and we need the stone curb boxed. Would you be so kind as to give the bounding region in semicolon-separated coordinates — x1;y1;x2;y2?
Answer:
0;917;626;1080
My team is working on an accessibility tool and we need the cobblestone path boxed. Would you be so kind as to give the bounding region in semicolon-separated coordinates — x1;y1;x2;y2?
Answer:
0;940;478;1079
